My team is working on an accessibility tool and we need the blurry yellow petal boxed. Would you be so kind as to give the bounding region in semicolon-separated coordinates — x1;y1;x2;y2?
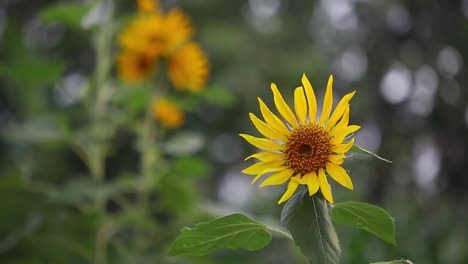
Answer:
318;168;334;203
239;134;284;151
326;91;356;130
258;98;291;136
328;155;344;165
302;171;320;196
302;74;317;123
242;160;285;175
319;75;334;124
278;177;300;204
326;163;354;190
249;113;288;142
330;106;350;136
244;152;284;162
271;83;299;128
332;137;355;154
251;166;288;184
294;86;308;125
331;125;360;145
260;168;295;187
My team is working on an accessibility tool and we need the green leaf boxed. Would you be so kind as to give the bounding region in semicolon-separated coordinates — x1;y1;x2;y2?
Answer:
350;144;392;163
280;189;341;264
331;202;397;245
199;86;236;107
371;260;414;264
40;2;92;29
169;157;211;179
169;214;272;256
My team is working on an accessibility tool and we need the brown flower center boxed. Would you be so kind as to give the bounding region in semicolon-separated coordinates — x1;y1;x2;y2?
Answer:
137;55;152;72
285;124;332;174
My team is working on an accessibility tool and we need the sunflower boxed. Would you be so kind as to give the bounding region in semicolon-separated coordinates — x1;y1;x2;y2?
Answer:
161;9;194;55
117;49;156;82
240;74;360;204
152;98;185;128
119;10;192;57
168;42;210;92
137;0;159;13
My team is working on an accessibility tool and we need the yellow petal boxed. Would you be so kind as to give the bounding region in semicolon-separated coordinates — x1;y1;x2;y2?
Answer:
328;154;344;165
294;86;308;125
277;176;300;204
326;163;354;190
242;160;285;175
239;134;284;151
326;91;356;130
318;168;334;203
332;137;355;154
330;106;350;136
302;74;317;123
258;98;291;136
249;113;288;142
331;125;360;145
271;83;299;128
302;171;320;196
244;151;284;162
260;168;295;187
319;75;334;124
251;166;288;184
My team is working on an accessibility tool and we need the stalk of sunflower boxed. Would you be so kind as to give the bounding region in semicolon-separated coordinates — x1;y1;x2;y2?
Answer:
240;74;360;204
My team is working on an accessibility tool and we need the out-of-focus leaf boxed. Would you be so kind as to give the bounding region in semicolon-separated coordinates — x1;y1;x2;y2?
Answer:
371;260;414;264
159;178;196;214
280;188;341;264
199;86;236;107
350;144;392;163
169;157;211;179
164;131;205;156
332;202;397;245
169;214;272;256
0;58;65;88
40;2;92;28
125;88;151;112
0;211;42;253
0;171;44;252
46;177;135;205
2;116;68;144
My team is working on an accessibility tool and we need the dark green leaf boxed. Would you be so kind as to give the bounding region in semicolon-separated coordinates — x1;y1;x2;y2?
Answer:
350;144;392;163
280;189;341;264
40;2;92;28
371;260;414;264
0;58;65;88
169;214;272;256
332;202;397;245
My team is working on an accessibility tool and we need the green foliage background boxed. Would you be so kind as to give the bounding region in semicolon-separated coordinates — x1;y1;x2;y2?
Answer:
1;0;467;263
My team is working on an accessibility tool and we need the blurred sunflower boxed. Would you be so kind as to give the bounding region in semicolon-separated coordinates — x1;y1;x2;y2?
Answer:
240;74;360;204
119;13;165;56
168;42;210;92
137;0;159;13
117;50;156;82
152;98;184;128
119;9;192;57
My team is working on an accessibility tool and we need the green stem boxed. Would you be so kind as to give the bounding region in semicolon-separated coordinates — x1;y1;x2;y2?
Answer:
266;226;294;242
